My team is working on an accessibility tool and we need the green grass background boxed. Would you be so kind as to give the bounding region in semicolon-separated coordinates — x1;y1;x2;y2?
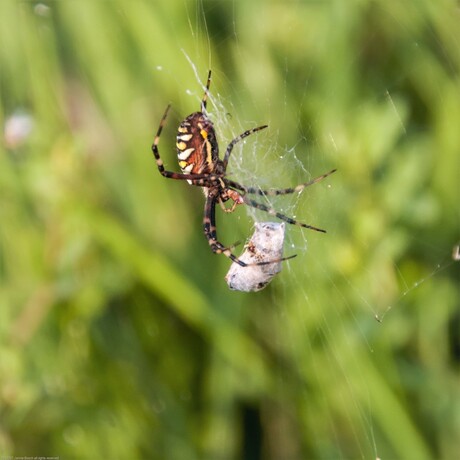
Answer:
1;1;459;459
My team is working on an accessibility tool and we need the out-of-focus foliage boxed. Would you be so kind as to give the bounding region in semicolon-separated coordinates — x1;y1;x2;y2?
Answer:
1;1;459;459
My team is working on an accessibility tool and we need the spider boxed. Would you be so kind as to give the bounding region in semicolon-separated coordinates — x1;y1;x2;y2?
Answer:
151;70;336;267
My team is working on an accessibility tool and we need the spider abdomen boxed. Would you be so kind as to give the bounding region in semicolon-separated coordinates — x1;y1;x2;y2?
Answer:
176;112;219;177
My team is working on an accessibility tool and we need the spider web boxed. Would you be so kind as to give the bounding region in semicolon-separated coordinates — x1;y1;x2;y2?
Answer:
157;2;460;458
180;53;323;257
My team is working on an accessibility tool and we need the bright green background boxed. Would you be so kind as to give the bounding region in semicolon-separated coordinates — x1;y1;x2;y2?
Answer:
1;1;459;459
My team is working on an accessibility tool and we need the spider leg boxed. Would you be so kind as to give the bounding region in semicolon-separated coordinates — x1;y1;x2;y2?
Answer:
223;125;268;169
226;169;337;196
204;193;297;266
203;193;248;266
201;70;212;113
242;197;327;233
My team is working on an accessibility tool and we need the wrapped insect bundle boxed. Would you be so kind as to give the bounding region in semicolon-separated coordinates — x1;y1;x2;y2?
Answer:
225;222;287;292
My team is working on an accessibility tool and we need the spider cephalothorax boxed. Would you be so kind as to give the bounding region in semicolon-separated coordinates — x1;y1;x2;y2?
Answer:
151;70;336;266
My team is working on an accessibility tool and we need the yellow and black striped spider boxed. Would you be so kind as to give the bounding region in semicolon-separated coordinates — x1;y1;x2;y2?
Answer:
151;70;336;267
